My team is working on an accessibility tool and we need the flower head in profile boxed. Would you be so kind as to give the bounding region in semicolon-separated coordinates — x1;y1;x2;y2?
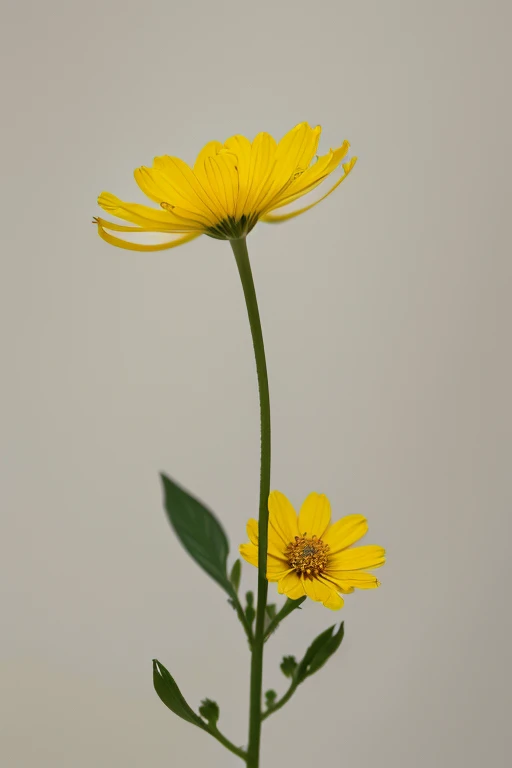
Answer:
94;123;356;251
240;491;385;610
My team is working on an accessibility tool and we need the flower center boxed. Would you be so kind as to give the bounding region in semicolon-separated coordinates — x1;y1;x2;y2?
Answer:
286;534;329;579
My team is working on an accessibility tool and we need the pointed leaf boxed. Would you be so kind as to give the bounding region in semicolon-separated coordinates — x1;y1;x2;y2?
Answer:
306;622;344;677
229;559;242;593
160;474;233;595
296;623;345;683
153;659;206;729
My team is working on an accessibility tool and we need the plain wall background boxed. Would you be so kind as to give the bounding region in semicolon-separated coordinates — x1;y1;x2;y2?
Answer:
1;0;510;765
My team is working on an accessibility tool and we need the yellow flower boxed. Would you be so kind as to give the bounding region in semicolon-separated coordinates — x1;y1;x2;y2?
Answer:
240;491;385;610
94;122;357;251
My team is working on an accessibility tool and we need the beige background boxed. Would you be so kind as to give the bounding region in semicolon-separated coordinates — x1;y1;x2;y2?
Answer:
1;0;511;766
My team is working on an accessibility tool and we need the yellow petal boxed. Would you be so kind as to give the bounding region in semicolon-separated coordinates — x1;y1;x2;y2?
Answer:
322;514;368;555
322;589;345;610
246;518;258;546
303;576;344;610
298;492;331;538
267;565;294;582
268;491;299;547
241;132;277;217
267;141;349;212
98;192;199;231
324;569;381;591
239;542;258;567
260;123;322;211
329;545;386;571
194;140;223;171
277;571;306;600
261;157;357;223
95;219;201;251
223;135;252;219
239;538;290;580
134;167;213;228
204;150;239;218
320;573;355;594
152;155;220;225
247;518;290;560
254;123;314;213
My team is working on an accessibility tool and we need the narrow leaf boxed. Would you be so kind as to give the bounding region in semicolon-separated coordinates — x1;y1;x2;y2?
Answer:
296;623;345;682
153;659;206;729
160;474;233;595
229;559;242;593
306;622;344;677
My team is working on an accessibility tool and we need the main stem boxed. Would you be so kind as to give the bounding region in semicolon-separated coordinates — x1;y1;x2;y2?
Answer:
230;237;271;768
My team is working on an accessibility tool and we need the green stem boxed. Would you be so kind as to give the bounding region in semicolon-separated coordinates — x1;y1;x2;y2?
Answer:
232;592;254;647
261;680;299;722
208;725;247;760
230;237;271;768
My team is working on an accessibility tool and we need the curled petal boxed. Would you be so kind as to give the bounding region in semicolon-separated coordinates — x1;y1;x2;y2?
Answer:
95;218;201;251
261;156;357;223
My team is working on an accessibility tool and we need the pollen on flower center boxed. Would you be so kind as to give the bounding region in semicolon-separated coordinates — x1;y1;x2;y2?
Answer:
286;534;329;579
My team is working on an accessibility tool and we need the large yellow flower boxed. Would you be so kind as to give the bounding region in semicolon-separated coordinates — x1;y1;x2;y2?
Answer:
95;122;356;251
240;491;385;610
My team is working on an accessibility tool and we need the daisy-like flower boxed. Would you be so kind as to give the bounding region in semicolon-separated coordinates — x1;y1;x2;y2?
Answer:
94;122;356;251
240;491;385;610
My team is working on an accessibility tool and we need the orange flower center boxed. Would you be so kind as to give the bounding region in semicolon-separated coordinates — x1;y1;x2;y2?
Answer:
286;534;329;579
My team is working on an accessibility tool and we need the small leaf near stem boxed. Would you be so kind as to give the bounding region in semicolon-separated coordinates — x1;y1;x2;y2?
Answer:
245;590;256;631
160;474;252;644
153;661;246;761
160;474;231;593
261;623;345;722
230;559;242;593
264;596;307;641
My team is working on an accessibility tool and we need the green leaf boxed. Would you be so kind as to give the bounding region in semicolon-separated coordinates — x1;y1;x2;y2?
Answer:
245;590;255;628
229;559;242;593
266;604;277;620
153;659;206;729
160;474;233;595
296;623;344;683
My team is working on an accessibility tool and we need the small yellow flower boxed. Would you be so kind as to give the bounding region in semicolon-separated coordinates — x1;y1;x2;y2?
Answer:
95;122;356;251
240;491;385;610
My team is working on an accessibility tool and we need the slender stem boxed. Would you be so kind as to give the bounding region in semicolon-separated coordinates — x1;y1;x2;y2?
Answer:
261;680;299;722
231;592;254;647
230;237;271;768
208;725;247;761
